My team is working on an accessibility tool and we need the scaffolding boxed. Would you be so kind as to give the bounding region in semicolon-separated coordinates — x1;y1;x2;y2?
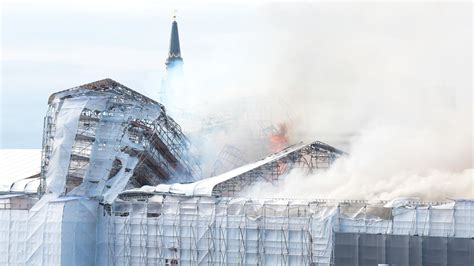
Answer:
40;79;200;200
210;145;249;177
104;196;336;265
101;196;474;266
211;141;345;197
1;77;471;265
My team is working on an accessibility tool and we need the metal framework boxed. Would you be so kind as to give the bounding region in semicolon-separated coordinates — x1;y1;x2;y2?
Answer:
1;76;473;265
40;79;200;197
102;196;473;266
210;145;249;176
105;197;332;265
212;141;345;197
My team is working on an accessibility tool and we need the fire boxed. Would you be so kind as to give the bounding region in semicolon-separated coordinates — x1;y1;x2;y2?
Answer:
270;123;289;153
269;123;289;178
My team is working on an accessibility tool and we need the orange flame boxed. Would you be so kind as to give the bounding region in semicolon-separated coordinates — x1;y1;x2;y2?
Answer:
270;123;289;153
269;123;289;178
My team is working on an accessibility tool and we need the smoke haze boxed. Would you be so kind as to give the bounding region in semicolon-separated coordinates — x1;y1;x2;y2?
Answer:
173;2;472;199
2;1;471;199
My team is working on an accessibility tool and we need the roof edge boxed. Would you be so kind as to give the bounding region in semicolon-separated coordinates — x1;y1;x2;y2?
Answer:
47;78;161;107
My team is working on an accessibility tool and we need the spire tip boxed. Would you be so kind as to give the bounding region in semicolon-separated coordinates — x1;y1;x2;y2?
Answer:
173;9;177;20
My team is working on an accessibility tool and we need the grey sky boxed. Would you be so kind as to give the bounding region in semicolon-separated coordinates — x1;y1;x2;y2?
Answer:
1;0;471;150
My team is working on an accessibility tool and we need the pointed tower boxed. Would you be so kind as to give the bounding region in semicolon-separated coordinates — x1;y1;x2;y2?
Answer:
160;14;184;109
166;15;183;67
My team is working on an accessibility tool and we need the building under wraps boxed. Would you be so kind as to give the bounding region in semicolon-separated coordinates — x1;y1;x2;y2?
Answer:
1;19;473;266
41;78;200;200
0;77;473;265
1;195;474;265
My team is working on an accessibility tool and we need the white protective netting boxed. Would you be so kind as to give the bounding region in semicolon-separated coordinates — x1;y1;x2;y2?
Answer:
0;195;99;265
102;197;474;266
103;197;337;265
0;196;473;265
42;81;199;203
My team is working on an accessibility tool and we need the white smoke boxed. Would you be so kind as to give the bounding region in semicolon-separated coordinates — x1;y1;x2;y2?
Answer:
159;2;472;199
244;119;473;200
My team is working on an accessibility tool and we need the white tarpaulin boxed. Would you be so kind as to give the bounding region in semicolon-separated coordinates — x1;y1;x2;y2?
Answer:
0;196;473;265
0;195;98;266
46;98;89;194
143;142;310;197
101;197;474;266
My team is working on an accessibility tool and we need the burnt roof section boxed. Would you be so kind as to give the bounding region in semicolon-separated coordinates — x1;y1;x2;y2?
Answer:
48;78;162;107
166;19;183;65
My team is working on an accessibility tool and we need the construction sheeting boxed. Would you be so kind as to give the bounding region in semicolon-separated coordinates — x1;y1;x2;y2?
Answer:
124;140;344;198
44;94;134;200
0;196;473;265
134;142;312;197
0;195;98;265
102;153;139;203
47;98;90;194
337;200;474;238
102;197;474;266
42;79;199;202
67;97;135;200
103;197;337;265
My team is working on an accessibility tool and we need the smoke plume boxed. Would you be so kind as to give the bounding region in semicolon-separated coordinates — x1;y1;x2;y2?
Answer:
165;2;472;199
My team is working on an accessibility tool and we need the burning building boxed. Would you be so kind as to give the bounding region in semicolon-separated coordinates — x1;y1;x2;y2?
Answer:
0;17;473;266
40;78;200;201
0;74;472;264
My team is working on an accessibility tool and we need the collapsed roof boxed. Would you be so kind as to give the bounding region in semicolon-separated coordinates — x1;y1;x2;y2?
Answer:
120;140;345;198
41;79;200;202
3;78;345;204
